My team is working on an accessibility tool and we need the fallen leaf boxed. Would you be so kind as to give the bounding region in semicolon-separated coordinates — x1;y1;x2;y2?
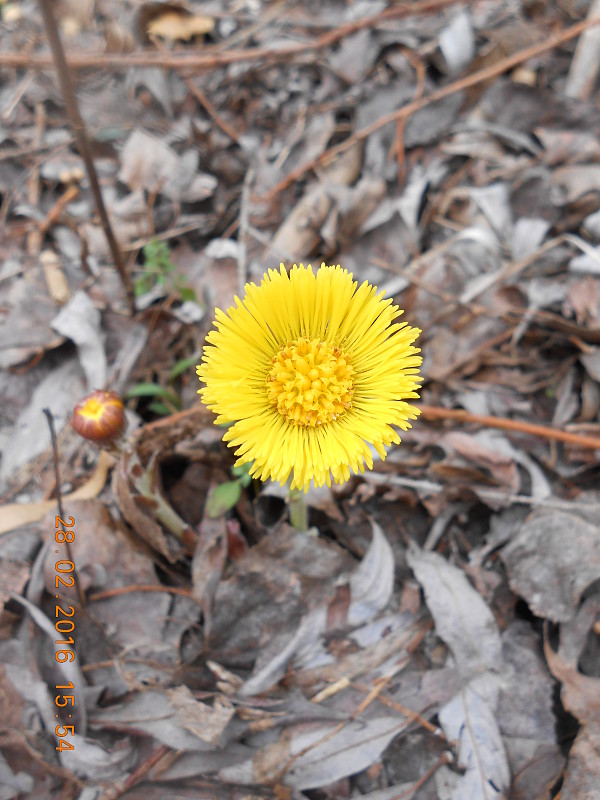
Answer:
0;450;115;535
239;522;394;696
407;546;510;799
118;129;216;203
220;715;406;790
167;686;234;745
502;506;600;622
40;249;71;304
544;599;600;800
50;290;107;390
406;545;501;675
112;447;185;562
148;11;214;41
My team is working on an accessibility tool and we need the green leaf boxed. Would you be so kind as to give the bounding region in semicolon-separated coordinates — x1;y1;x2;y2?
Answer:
125;382;182;409
170;354;200;382
231;462;253;487
178;286;197;302
143;240;175;275
134;275;153;296
205;480;241;518
230;463;250;477
147;400;172;416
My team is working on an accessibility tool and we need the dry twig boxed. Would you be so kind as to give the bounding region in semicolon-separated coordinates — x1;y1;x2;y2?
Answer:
2;0;460;70
419;404;600;450
37;0;135;314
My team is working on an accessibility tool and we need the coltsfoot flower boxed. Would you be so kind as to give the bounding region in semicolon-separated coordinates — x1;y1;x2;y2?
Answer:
197;263;422;491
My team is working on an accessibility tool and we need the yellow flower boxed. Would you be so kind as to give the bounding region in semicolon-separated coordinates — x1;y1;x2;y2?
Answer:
197;264;422;491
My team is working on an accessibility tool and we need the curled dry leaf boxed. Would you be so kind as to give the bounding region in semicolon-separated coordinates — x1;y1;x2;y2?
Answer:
220;715;406;791
118;129;216;203
407;546;510;800
497;622;564;800
50;290;107;389
269;141;364;260
167;686;234;745
502;506;600;622
113;446;186;562
192;508;228;636
544;599;600;800
239;521;394;697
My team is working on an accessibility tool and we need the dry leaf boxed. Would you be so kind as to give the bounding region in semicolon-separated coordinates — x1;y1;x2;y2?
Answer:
147;11;214;41
40;250;70;304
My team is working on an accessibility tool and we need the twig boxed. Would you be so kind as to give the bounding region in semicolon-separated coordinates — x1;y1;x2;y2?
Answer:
26;102;45;255
389;47;426;187
237;165;255;293
38;183;79;236
216;0;292;51
89;584;192;603
261;14;600;202
150;34;241;145
36;0;135;314
42;409;86;607
391;752;453;799
365;472;600;511
97;745;170;800
3;0;460;70
419;404;600;450
184;79;241;144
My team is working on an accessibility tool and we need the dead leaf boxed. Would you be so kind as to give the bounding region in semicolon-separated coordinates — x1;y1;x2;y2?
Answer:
239;522;394;697
502;506;600;622
40;249;70;304
544;599;600;799
10;593;87;734
192;510;228;635
118;129;216;202
497;622;564;800
407;546;510;799
112;447;185;562
0;559;29;607
0;450;114;535
0;267;64;369
0;359;84;486
220;715;406;790
51;290;107;389
407;545;501;676
167;686;234;745
147;10;214;41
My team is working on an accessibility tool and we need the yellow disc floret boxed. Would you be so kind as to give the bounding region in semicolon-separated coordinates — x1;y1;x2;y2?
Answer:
72;390;126;443
267;337;354;427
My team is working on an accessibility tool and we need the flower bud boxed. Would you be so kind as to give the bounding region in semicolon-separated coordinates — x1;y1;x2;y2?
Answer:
72;390;126;443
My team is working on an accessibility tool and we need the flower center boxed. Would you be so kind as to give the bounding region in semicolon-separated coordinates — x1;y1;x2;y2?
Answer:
78;397;106;421
267;337;354;427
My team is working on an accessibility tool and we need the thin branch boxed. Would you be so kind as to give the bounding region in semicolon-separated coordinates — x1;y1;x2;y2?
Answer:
42;408;86;607
237;165;255;293
2;0;462;70
37;0;135;314
419;404;600;450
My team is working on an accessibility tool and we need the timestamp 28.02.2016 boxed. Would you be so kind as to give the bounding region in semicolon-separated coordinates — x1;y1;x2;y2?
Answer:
54;514;77;752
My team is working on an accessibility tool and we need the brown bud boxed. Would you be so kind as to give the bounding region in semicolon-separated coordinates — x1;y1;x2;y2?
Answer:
72;390;126;443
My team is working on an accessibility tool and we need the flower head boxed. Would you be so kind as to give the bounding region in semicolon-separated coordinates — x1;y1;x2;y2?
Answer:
197;264;422;491
72;390;126;443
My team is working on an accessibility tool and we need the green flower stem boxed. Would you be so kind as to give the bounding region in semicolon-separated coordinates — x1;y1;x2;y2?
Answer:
288;487;308;532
